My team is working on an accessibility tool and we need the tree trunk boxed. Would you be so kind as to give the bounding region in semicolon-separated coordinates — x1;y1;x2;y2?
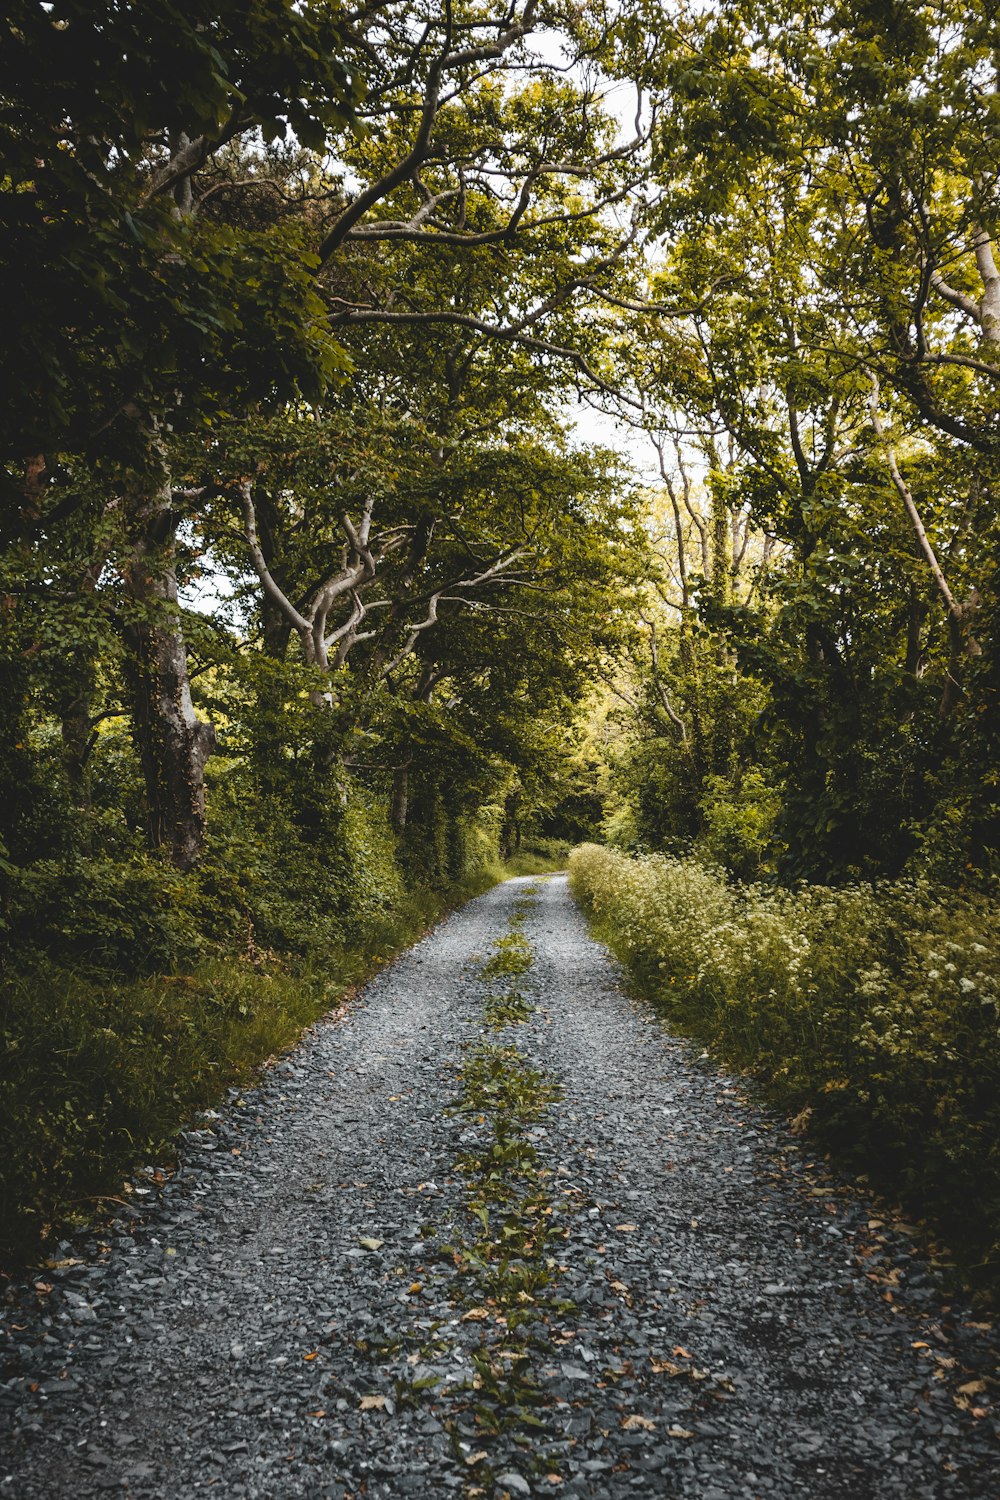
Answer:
123;483;215;870
905;587;928;682
391;761;410;834
59;687;92;797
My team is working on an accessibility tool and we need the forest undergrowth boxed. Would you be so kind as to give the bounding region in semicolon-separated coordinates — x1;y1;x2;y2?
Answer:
569;843;1000;1297
0;795;566;1269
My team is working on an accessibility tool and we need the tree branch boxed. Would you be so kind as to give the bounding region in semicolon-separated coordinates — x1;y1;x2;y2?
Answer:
867;379;978;654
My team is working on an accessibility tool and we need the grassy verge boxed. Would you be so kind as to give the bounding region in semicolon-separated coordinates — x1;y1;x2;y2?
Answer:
568;843;1000;1298
0;868;513;1269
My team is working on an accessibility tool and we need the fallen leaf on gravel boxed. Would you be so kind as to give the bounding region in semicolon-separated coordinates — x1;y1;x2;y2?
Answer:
912;1341;930;1350
957;1380;987;1396
666;1427;695;1439
545;1476;563;1485
615;1223;637;1232
307;1410;326;1418
33;1283;53;1295
462;1307;491;1321
650;1356;709;1381
672;1346;692;1359
610;1280;629;1294
465;1451;488;1466
408;1282;422;1294
303;1351;318;1362
358;1237;384;1251
358;1395;388;1411
622;1414;656;1431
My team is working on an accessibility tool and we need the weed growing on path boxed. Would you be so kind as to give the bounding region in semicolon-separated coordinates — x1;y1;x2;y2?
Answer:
481;931;534;981
444;890;571;1477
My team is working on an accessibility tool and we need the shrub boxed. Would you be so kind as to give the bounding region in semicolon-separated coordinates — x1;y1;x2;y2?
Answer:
0;780;532;1263
569;843;1000;1290
697;769;782;879
4;851;204;973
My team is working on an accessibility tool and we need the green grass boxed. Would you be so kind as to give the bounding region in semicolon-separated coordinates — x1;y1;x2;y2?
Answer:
569;842;1000;1299
0;869;518;1268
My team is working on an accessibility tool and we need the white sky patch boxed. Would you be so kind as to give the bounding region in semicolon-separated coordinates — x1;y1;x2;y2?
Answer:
566;398;662;485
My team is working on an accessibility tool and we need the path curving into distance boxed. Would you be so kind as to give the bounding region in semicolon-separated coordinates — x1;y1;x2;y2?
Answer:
1;875;997;1499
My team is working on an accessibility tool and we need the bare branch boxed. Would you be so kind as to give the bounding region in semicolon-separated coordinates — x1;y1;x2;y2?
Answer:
236;481;312;637
319;0;539;263
868;378;978;654
639;612;687;740
929;269;982;323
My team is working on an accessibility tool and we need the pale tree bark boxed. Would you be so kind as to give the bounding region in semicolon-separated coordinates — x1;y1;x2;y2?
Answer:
123;480;216;870
116;120;220;869
930;227;1000;346
238;478;532;689
237;480;404;704
639;610;687;742
868;381;980;721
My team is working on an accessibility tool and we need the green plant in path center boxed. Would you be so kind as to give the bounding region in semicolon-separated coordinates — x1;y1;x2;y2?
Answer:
481;930;534;980
445;894;571;1464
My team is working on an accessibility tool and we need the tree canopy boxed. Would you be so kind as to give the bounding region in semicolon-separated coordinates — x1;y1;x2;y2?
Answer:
3;0;999;891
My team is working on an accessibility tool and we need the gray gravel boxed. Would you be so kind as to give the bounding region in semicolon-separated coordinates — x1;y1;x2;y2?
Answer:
1;874;998;1498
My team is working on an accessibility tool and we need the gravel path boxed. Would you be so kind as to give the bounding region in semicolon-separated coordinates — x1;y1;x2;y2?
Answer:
1;875;998;1499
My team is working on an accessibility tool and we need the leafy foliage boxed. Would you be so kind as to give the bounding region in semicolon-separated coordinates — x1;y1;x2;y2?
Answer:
570;843;1000;1289
6;0;1000;1285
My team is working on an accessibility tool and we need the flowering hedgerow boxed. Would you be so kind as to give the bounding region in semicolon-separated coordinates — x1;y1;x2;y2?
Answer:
568;843;1000;1291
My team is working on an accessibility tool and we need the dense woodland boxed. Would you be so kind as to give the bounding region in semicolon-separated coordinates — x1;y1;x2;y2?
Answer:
3;1;1000;1278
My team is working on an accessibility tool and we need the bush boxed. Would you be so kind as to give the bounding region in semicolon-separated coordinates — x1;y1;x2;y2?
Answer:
0;779;531;1264
697;769;782;879
3;851;205;973
569;843;1000;1290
